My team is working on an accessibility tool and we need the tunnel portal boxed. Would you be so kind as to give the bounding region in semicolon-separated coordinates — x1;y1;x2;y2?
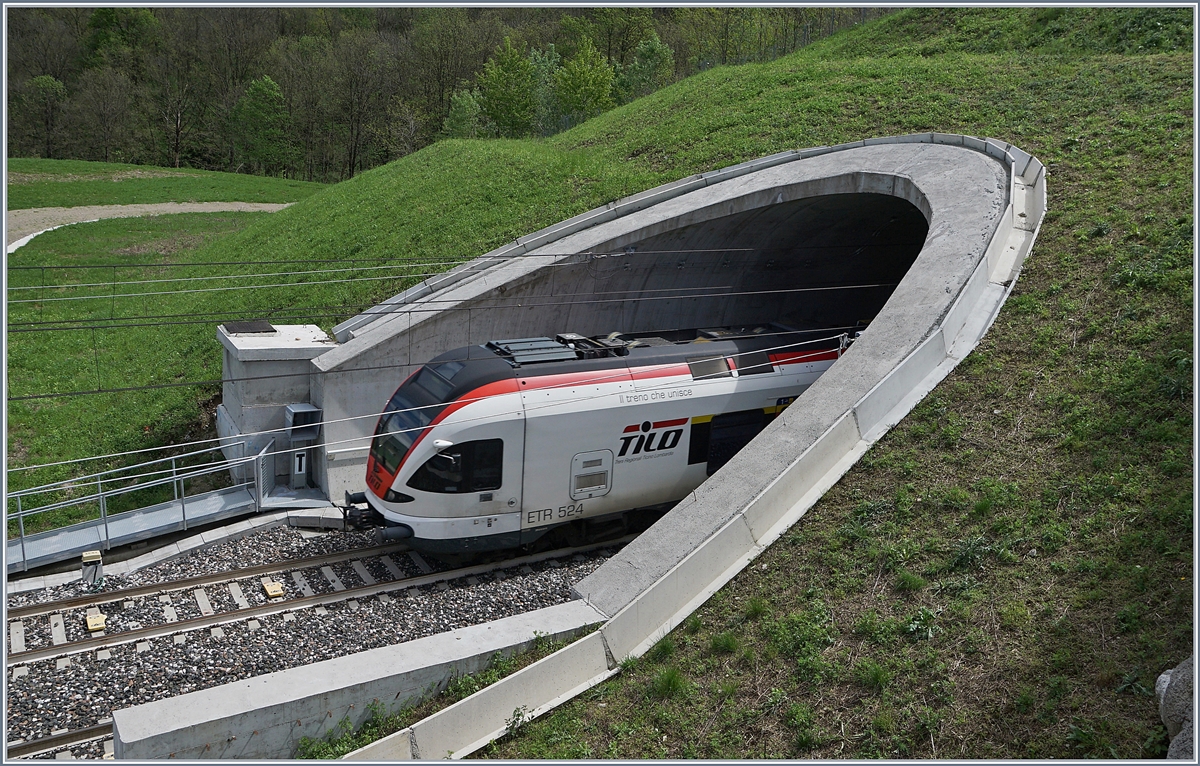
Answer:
474;192;930;342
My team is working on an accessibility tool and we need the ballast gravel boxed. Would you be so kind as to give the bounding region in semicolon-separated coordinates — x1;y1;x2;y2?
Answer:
7;525;390;609
6;525;613;752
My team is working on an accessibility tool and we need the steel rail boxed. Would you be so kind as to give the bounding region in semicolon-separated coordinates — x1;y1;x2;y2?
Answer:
7;542;412;620
6;536;632;667
6;722;113;759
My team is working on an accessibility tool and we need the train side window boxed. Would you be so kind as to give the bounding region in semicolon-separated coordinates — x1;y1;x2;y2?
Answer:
407;439;503;493
734;351;775;375
688;356;731;380
688;420;711;464
706;409;766;476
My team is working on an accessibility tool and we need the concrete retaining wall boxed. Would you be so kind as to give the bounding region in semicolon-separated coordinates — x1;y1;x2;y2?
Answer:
111;600;605;759
343;134;1045;759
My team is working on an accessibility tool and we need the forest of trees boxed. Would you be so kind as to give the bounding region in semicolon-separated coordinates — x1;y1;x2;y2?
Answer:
7;7;889;182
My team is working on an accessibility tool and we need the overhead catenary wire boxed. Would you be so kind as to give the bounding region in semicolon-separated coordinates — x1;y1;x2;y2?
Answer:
5;324;854;403
9;332;852;480
5;245;761;285
18;244;923;272
5;240;919;303
5;281;887;401
8;280;896;335
5;261;470;292
8;282;741;332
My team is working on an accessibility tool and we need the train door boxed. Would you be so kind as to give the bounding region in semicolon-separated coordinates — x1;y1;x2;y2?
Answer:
519;366;634;533
401;413;524;523
705;408;766;475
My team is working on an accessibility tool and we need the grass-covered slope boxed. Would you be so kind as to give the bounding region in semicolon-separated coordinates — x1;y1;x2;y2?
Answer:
476;10;1192;761
8;8;1192;756
5;158;324;209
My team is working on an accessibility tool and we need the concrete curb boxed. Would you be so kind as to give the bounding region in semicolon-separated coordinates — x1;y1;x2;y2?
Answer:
337;134;1045;759
112;600;606;759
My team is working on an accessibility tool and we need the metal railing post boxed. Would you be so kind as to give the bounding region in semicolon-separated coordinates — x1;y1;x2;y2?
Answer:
180;476;188;531
253;453;262;513
172;459;178;501
98;479;110;551
17;496;28;572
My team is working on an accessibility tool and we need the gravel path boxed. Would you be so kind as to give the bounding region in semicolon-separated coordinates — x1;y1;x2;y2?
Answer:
6;202;292;248
6;525;614;753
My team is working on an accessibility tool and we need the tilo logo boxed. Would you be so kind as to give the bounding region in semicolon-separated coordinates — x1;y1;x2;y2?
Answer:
618;419;686;456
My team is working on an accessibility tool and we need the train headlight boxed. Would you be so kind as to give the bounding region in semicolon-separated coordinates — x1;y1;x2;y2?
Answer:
384;489;415;504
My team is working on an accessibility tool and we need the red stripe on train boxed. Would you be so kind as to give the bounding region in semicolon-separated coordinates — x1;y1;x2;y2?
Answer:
653;418;689;429
629;363;691;381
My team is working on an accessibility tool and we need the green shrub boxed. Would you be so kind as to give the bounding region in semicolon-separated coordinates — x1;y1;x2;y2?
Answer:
896;568;928;592
710;631;739;654
651;667;687;699
854;658;891;692
648;637;676;663
743;597;769;620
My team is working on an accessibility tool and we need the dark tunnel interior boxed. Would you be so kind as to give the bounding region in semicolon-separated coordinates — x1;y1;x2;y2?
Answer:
610;192;931;334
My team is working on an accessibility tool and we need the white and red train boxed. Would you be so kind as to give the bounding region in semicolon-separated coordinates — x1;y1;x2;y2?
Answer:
358;323;853;553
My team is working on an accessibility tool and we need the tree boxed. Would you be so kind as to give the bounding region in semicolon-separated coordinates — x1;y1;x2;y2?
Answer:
8;9;84;84
529;44;562;136
330;28;387;178
616;32;675;102
71;67;135;162
585;8;655;66
406;9;502;133
264;34;333;181
477;37;537;138
442;88;485;139
83;7;159;82
373;96;423;160
29;75;68;158
201;8;277;169
553;38;614;128
233;75;292;174
146;10;212;168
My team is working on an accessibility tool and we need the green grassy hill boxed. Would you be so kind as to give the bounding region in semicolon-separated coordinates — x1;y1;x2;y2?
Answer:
7;8;1192;757
6;158;324;209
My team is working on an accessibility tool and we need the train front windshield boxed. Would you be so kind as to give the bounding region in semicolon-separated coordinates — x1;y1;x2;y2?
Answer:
369;365;459;474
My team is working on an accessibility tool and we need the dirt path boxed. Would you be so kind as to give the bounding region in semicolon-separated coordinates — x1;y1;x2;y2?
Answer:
6;201;292;248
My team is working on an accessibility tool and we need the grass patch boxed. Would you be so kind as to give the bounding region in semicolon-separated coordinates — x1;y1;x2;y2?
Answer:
6;158;324;209
651;667;688;699
474;7;1192;760
710;631;739;654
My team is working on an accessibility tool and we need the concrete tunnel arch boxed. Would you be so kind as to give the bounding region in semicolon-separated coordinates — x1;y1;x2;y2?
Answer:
144;135;1043;759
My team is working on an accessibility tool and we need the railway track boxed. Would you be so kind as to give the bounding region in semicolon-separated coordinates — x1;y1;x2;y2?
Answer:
6;536;629;759
7;542;413;621
6;537;631;667
6;723;113;759
7;541;418;667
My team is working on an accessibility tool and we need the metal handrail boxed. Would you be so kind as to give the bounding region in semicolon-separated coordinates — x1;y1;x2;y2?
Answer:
8;456;249;501
7;459;256;520
7;441;245;497
7;446;267;571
